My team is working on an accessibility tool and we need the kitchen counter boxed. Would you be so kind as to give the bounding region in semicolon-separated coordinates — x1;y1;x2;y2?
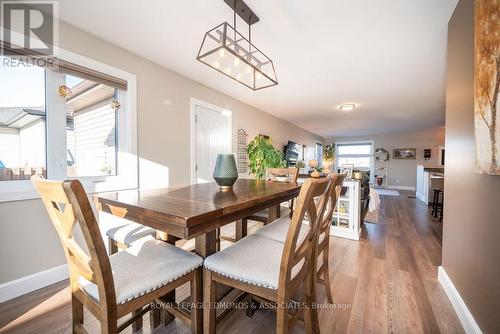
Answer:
416;165;444;204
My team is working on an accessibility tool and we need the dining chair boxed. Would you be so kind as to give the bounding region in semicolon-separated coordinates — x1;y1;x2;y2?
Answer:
31;176;203;334
248;167;300;222
253;173;346;304
204;177;333;334
218;167;299;247
314;173;346;303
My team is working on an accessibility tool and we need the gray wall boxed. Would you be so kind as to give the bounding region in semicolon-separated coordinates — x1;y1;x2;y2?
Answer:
0;22;322;284
443;1;500;332
329;128;445;189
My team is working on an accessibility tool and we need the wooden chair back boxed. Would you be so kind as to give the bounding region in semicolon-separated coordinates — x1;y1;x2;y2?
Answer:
267;167;299;183
31;176;116;309
318;173;347;244
277;176;333;301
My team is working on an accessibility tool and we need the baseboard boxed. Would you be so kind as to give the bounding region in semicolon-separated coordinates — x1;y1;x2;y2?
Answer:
438;266;482;334
0;264;68;303
387;185;415;191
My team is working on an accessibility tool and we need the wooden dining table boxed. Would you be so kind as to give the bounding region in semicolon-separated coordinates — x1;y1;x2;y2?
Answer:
94;178;301;328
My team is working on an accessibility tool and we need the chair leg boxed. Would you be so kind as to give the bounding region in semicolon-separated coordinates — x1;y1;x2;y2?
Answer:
306;270;320;334
322;249;334;304
132;309;143;331
101;311;118;334
204;269;217;334
149;307;161;329
191;268;203;334
72;294;84;334
108;238;119;255
439;193;444;222
276;306;289;334
431;190;437;215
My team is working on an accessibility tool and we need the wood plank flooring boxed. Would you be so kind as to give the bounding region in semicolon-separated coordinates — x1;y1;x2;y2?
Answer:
0;191;463;333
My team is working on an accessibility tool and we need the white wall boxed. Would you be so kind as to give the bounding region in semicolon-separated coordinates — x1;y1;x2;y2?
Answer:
0;22;323;285
328;128;445;189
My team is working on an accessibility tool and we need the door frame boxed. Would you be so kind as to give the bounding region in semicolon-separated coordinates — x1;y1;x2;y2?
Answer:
190;98;233;184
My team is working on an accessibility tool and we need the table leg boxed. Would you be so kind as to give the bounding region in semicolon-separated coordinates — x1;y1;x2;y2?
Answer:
235;219;248;241
268;203;281;223
195;230;217;257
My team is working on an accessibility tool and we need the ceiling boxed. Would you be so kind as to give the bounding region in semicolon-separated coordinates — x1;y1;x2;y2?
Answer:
57;0;458;137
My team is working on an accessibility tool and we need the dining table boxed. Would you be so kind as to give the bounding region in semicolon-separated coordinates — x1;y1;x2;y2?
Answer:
94;178;301;329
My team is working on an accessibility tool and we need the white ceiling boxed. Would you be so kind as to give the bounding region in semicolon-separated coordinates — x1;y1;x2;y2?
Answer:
57;0;458;137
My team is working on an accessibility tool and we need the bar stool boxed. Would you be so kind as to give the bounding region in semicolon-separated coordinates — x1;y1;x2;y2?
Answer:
438;191;444;222
430;175;444;218
431;188;442;217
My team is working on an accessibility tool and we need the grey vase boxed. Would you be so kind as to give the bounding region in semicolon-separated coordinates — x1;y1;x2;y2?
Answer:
213;154;238;189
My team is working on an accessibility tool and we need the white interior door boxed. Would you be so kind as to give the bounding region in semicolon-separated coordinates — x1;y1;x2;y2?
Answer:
194;103;231;183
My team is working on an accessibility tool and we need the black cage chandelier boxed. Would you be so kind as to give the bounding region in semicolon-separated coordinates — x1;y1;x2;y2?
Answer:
197;0;278;90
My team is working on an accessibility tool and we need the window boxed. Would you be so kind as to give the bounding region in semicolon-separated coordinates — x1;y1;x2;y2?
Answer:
0;57;46;181
336;142;373;170
64;74;118;177
0;49;137;202
315;142;324;167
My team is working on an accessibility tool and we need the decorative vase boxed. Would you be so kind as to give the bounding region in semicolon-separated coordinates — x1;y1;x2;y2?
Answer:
213;154;238;189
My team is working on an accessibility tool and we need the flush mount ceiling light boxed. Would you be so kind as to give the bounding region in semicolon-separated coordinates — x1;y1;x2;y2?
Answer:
196;0;278;90
339;104;356;112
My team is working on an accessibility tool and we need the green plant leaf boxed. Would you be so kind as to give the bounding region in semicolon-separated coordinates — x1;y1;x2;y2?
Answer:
247;136;285;179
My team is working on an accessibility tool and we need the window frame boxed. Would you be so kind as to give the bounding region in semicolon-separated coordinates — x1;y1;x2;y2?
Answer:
315;141;324;168
0;46;137;202
335;141;375;182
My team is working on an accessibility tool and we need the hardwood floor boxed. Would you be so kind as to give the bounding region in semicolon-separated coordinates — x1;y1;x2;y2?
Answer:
0;191;463;333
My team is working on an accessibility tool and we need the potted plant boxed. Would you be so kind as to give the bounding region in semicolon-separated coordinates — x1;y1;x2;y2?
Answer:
247;135;286;180
324;143;335;171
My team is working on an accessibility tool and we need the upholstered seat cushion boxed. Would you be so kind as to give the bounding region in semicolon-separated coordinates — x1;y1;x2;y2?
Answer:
249;206;291;220
204;234;303;290
253;216;309;244
254;217;326;245
99;212;156;246
79;240;203;304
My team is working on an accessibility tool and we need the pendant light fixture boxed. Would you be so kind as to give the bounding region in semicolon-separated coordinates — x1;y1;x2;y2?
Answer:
197;0;278;90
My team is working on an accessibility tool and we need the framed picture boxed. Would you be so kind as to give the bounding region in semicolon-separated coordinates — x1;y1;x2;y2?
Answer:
474;0;499;175
393;148;416;159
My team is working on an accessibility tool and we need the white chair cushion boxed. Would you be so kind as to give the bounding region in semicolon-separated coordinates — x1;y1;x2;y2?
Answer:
79;240;203;304
253;216;312;246
99;212;156;246
204;234;303;290
250;206;291;220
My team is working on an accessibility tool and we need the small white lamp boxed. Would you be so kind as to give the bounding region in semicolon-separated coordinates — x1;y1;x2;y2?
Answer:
308;159;318;169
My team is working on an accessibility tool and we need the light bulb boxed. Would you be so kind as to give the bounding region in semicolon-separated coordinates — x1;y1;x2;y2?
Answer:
237;73;242;80
256;72;262;80
234;57;240;67
219;49;225;58
246;65;252;74
225;67;231;74
212;61;219;69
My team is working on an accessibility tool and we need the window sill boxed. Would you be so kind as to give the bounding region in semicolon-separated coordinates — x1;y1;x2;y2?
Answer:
0;182;138;203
